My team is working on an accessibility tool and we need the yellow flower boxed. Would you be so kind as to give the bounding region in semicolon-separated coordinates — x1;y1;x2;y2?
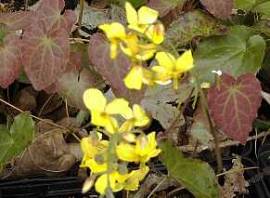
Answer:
116;132;161;163
95;171;127;195
119;104;150;133
123;166;149;191
80;133;109;173
152;50;194;89
125;2;164;44
83;88;132;133
120;33;157;61
99;22;127;59
124;65;154;90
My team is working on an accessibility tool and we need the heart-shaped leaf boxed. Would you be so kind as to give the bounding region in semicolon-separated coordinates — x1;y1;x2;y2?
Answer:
0;33;21;88
194;25;266;84
34;0;76;32
0;113;35;167
208;73;262;144
88;33;144;104
200;0;233;19
160;141;219;198
22;23;69;90
0;11;33;31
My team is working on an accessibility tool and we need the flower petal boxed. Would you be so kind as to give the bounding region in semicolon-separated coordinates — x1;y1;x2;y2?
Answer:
83;88;106;112
106;98;133;119
133;104;150;127
138;6;158;24
155;52;175;70
124;66;143;90
152;65;171;82
145;24;164;44
116;143;139;162
99;22;126;39
175;50;194;72
125;2;138;25
95;174;110;195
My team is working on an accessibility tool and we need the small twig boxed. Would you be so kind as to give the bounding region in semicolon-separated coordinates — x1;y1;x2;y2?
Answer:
78;0;85;28
216;166;258;177
147;176;167;198
69;37;90;43
179;129;270;153
198;87;223;173
38;94;54;116
0;98;68;130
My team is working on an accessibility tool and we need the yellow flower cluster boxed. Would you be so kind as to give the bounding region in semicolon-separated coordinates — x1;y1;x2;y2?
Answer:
99;2;194;90
80;88;161;195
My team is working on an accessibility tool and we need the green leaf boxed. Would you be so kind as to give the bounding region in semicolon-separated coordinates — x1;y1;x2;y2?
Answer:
193;25;266;84
234;0;270;17
163;10;224;51
0;113;35;167
234;0;256;10
160;141;219;198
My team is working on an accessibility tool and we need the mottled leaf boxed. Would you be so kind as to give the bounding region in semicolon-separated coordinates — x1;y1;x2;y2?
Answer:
194;26;266;84
34;0;76;32
208;73;262;144
163;10;225;51
0;113;35;167
56;68;104;109
160;141;219;198
88;33;143;104
0;34;21;88
148;0;186;17
22;23;69;90
200;0;233;19
141;84;192;129
0;11;33;31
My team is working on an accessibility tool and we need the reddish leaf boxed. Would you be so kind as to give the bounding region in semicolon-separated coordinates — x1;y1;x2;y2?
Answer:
148;0;186;17
200;0;233;19
56;68;104;109
34;0;76;32
208;73;262;144
0;11;34;31
22;23;69;90
0;34;21;88
88;33;144;104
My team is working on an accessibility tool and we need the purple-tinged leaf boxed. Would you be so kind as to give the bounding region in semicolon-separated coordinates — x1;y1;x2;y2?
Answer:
56;68;104;109
208;73;262;144
148;0;186;17
88;33;144;104
0;11;34;31
200;0;233;19
22;23;69;90
34;0;76;32
0;34;21;88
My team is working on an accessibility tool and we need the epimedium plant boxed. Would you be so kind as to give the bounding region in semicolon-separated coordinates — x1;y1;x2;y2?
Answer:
0;0;269;197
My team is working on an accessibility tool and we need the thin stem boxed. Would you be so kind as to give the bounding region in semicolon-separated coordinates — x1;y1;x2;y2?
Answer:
198;87;223;173
0;98;68;131
78;0;85;28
